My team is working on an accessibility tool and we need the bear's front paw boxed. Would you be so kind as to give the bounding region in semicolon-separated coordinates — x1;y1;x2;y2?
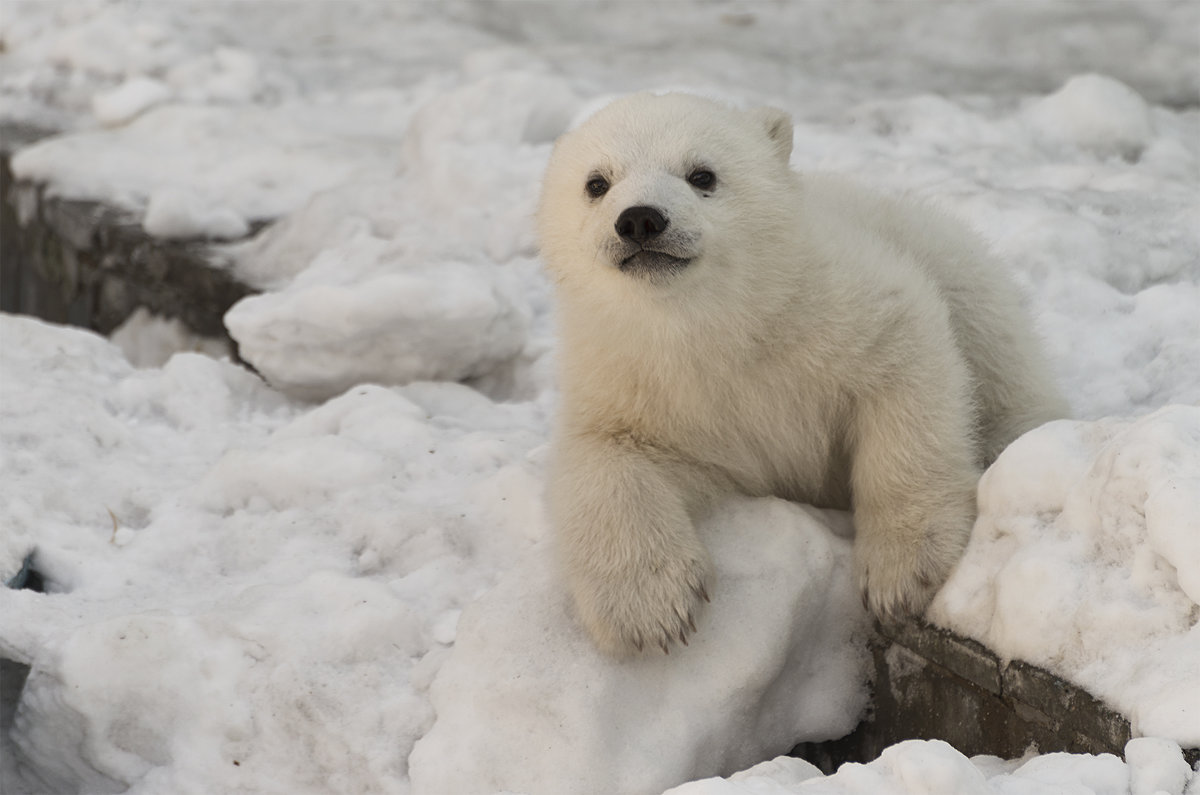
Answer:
855;519;969;621
571;550;712;658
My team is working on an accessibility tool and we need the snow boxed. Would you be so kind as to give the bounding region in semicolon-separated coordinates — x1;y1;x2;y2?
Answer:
665;740;1199;795
142;186;249;240
10;100;417;237
1;314;549;794
930;408;1200;745
410;500;868;795
2;2;1199;795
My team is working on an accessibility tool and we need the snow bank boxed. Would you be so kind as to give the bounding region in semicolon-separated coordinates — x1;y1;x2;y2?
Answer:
410;500;869;795
0;314;549;794
10;99;415;238
667;738;1196;795
932;407;1200;745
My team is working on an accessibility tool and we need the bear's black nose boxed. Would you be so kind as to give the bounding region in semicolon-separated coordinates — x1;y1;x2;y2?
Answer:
615;206;668;242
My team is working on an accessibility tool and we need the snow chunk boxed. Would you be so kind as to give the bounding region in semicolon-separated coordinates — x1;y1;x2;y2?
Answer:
224;254;531;400
143;186;249;240
109;307;231;367
1025;74;1154;158
931;406;1200;745
409;498;870;795
1125;737;1192;795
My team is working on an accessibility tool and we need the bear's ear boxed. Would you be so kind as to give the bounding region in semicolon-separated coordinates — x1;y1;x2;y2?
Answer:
749;106;793;164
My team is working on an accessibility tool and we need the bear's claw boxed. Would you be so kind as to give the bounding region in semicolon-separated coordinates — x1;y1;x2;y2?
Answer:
573;557;711;658
855;519;968;621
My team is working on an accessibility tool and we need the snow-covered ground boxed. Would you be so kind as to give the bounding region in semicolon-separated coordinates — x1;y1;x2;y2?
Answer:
1;2;1198;793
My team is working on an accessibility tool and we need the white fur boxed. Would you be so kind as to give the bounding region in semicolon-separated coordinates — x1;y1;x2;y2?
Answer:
538;93;1066;657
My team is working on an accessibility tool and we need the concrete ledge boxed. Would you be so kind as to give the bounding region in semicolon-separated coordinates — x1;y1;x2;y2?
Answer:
794;616;1199;771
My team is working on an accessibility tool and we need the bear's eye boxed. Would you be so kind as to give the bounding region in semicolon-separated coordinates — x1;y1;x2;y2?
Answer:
585;175;610;199
687;169;716;191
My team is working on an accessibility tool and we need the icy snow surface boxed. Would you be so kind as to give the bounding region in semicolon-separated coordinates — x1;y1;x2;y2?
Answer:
2;2;1199;794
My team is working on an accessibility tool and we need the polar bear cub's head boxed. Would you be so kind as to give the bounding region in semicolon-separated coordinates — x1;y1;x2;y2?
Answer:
538;93;796;292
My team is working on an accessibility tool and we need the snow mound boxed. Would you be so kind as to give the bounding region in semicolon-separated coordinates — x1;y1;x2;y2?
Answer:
10;99;416;237
410;498;870;795
1025;73;1154;158
932;406;1200;745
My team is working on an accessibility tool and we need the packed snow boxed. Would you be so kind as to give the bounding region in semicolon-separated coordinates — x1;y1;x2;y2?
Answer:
1;2;1198;794
931;408;1200;745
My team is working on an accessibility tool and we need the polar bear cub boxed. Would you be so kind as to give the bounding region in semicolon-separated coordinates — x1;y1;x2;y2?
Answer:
537;92;1065;657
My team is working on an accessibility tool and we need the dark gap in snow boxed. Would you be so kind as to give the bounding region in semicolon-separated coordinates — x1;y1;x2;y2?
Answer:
3;552;44;594
2;553;39;794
